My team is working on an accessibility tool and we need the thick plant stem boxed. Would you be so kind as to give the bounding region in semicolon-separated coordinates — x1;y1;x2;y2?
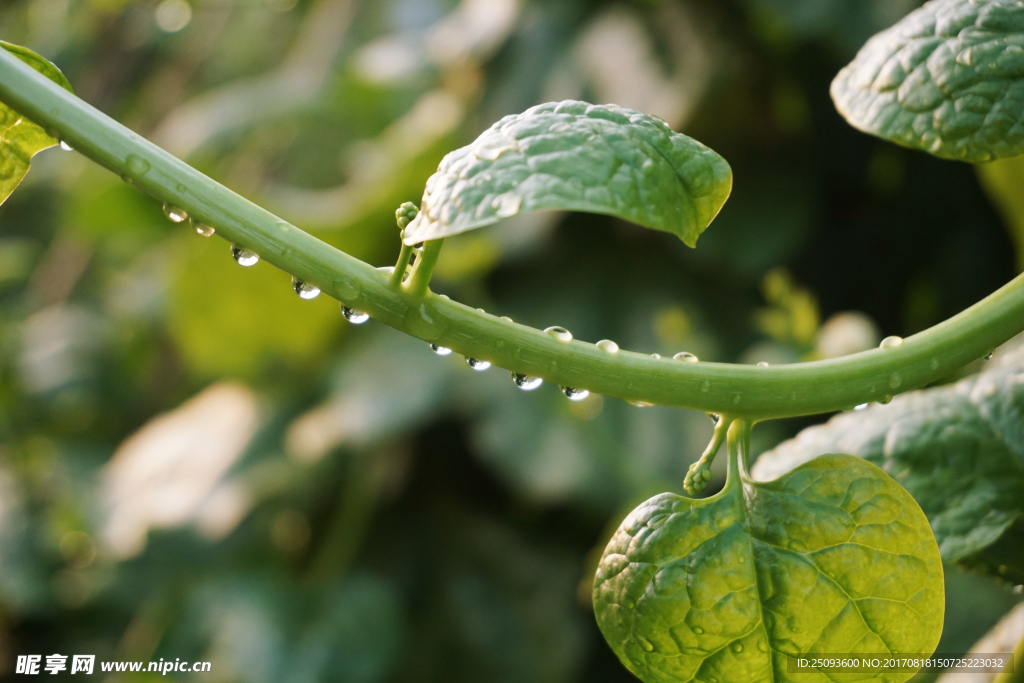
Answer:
404;238;443;296
3;49;1024;419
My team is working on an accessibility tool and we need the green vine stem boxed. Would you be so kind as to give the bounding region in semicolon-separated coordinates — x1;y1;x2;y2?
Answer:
3;49;1024;419
404;238;443;297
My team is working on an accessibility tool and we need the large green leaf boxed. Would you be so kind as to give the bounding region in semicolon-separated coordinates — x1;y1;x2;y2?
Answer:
594;452;944;683
0;41;73;207
402;100;732;247
831;0;1024;162
753;342;1024;583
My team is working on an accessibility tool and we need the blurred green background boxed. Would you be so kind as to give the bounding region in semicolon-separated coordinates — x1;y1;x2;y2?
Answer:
2;0;1023;680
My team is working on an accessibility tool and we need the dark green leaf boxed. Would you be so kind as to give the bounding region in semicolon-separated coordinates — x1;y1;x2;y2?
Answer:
753;343;1024;583
402;100;732;247
831;0;1024;162
594;453;944;683
0;41;73;206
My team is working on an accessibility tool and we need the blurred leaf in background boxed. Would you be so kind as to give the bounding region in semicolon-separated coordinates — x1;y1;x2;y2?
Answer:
1;0;1022;681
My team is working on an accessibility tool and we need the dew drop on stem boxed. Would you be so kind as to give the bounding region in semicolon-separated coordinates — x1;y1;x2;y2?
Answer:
561;386;589;401
596;339;619;353
756;361;769;367
429;344;452;356
194;221;215;237
545;326;572;342
231;245;259;266
984;350;995;360
651;353;661;360
510;372;542;390
341;305;369;324
466;357;491;371
163;203;188;223
879;335;904;349
292;277;320;299
854;403;868;411
673;352;698;362
879;395;893;405
59;140;73;151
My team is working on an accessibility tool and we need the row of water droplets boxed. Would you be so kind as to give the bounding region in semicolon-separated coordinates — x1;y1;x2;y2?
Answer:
850;335;996;411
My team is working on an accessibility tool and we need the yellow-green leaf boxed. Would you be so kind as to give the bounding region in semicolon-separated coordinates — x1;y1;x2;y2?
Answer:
594;453;944;683
0;41;73;206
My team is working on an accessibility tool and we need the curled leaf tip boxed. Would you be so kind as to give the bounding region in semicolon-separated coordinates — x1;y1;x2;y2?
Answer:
403;100;732;247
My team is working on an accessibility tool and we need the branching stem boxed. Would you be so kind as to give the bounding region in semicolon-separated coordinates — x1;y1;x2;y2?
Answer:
3;49;1024;419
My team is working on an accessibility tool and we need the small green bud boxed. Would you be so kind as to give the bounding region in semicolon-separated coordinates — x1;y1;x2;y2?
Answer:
395;201;419;230
683;460;711;496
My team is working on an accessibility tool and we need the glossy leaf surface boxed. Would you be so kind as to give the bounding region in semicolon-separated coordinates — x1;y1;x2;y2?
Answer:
402;100;732;247
831;0;1024;162
753;342;1024;583
0;41;73;206
594;453;944;683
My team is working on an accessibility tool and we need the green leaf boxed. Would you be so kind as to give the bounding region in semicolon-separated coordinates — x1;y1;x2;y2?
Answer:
0;41;73;206
831;0;1024;162
402;100;732;247
594;452;943;683
753;342;1024;583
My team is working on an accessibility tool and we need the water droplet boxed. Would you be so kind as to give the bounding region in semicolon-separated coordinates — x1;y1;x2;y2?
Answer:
500;316;513;323
194;221;215;237
596;339;619;353
693;627;704;635
879;395;893;405
292;277;320;299
854;403;868;411
342;305;369;324
561;386;589;401
650;353;661;360
231;245;259;266
429;344;452;356
545;326;573;342
126;154;150;176
879;335;903;349
163;203;188;223
638;637;654;652
701;379;711;392
984;350;994;360
377;266;395;276
492;193;522;218
708;413;720;424
930;357;940;370
731;643;743;653
466;357;491;371
673;352;698;362
757;640;768;653
511;372;542;390
888;372;902;389
276;220;293;232
59;140;73;152
629;401;654;408
756;361;769;367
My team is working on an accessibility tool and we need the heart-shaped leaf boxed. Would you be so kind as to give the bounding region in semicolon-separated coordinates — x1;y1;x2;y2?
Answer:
402;100;732;247
0;41;73;207
831;0;1024;162
753;340;1024;583
594;452;943;683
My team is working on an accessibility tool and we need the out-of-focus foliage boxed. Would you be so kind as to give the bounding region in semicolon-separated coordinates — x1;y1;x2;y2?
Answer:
0;0;1021;681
